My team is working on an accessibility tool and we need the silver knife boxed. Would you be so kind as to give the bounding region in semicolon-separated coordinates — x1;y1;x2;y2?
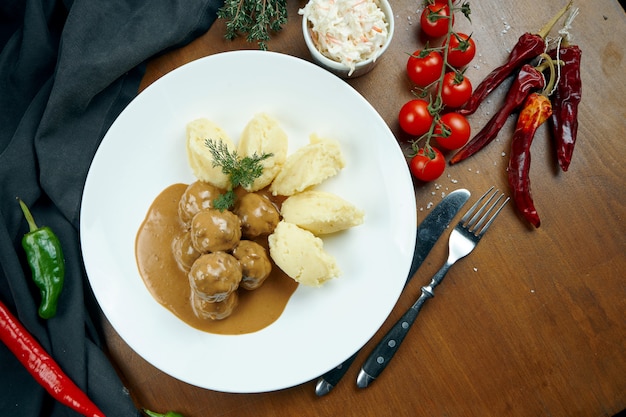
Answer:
315;188;470;396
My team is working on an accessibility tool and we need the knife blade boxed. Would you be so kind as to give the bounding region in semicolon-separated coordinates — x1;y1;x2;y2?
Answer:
314;188;470;396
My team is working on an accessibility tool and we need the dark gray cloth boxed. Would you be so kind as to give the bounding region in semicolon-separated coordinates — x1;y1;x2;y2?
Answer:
0;0;222;415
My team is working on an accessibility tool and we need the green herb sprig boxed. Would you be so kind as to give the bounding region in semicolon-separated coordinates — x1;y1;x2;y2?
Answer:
205;138;272;211
217;0;288;50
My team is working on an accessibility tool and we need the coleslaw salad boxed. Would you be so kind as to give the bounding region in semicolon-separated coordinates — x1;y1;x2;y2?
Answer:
299;0;389;76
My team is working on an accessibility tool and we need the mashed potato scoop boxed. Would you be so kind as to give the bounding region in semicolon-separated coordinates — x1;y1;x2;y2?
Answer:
268;221;340;287
186;118;235;189
237;113;289;191
280;190;364;235
269;134;345;196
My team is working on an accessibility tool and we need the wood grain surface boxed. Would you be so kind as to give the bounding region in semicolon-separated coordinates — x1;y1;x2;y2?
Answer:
102;1;626;416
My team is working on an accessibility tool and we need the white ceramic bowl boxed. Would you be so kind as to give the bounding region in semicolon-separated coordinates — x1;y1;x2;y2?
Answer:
301;0;394;78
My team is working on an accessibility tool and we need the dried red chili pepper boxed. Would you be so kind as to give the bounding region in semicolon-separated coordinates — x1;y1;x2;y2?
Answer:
0;299;106;417
508;92;553;228
548;43;581;171
450;64;545;164
458;1;572;116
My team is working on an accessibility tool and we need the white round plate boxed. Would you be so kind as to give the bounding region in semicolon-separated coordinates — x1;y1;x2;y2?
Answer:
80;51;416;393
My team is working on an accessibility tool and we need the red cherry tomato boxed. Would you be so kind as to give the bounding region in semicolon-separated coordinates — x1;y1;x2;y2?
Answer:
440;72;472;108
399;99;434;137
447;32;477;68
420;4;453;38
406;50;444;87
434;112;471;150
409;146;446;182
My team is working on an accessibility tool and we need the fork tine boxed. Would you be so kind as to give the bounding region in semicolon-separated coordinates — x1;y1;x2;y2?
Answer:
461;187;510;237
472;193;507;233
476;194;509;236
460;186;494;225
467;189;500;229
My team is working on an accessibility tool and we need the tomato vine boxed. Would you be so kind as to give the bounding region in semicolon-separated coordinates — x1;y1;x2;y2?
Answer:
398;0;474;182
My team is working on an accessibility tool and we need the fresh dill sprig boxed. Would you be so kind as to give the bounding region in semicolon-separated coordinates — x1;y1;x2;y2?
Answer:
213;190;237;212
205;138;272;211
217;0;288;50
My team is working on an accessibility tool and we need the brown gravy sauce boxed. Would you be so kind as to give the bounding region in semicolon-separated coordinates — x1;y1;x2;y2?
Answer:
135;183;298;335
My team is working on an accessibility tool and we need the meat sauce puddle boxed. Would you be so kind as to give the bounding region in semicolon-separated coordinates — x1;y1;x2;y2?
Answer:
135;183;298;335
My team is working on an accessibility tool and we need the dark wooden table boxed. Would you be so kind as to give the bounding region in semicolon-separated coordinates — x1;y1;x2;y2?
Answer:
101;1;626;416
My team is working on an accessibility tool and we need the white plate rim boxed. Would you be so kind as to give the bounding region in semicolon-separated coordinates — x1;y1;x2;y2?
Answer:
80;50;416;393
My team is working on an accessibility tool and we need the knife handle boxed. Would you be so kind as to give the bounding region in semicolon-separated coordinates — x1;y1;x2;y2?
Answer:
356;287;434;388
314;352;358;396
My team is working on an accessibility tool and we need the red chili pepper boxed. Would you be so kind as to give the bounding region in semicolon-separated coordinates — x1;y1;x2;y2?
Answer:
507;92;553;228
548;44;581;172
450;64;545;164
0;299;106;417
458;1;572;116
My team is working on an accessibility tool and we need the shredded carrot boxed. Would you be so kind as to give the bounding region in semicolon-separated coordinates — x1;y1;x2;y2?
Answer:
299;0;389;75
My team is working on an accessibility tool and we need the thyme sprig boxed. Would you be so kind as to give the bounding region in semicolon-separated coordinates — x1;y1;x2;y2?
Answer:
217;0;288;50
205;138;272;211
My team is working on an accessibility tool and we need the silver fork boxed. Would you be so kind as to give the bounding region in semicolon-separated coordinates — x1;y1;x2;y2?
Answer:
356;187;509;388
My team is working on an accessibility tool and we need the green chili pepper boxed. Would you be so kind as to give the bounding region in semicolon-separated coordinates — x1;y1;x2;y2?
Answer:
143;409;186;417
18;198;65;319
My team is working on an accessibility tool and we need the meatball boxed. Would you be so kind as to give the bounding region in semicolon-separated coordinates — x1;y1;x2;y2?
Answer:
188;252;242;302
232;240;272;290
190;208;241;253
233;192;280;238
178;181;223;227
171;231;200;272
191;290;238;321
